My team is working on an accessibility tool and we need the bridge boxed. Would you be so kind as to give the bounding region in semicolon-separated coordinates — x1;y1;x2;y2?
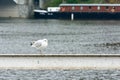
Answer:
0;0;46;18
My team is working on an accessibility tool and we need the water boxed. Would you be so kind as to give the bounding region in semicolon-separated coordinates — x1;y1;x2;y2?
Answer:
0;69;120;80
1;19;120;79
1;19;120;54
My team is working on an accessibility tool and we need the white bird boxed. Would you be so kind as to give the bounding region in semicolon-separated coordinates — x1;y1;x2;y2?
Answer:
31;39;48;52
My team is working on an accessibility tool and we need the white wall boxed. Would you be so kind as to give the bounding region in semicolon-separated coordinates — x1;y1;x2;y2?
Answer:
13;0;26;4
0;0;19;18
0;0;33;18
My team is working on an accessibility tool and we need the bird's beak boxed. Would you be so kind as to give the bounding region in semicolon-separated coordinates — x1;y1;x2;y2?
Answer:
30;42;33;46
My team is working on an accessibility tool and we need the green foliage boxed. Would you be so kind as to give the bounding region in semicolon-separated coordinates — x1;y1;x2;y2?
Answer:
46;0;62;7
45;0;119;8
66;0;78;3
66;0;96;3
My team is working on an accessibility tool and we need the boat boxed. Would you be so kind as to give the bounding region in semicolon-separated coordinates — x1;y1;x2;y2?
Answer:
34;7;60;19
34;4;120;20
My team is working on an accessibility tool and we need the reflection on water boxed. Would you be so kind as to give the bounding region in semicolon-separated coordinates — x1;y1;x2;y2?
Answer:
0;19;120;54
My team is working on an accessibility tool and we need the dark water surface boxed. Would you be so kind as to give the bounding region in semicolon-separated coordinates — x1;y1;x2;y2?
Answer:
1;19;120;54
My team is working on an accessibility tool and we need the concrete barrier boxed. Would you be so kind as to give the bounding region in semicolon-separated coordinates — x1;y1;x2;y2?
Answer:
0;54;120;69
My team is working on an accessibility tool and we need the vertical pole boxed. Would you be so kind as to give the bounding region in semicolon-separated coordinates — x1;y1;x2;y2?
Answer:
39;0;44;9
71;13;74;20
28;0;34;18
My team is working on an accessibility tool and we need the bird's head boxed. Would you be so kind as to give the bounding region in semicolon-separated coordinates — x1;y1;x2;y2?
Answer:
30;41;35;46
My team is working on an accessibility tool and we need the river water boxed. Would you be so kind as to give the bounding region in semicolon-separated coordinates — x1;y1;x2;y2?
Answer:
0;69;120;80
1;19;120;54
0;19;120;79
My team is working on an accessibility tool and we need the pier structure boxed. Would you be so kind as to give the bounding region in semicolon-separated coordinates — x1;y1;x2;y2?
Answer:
0;54;120;69
0;0;47;18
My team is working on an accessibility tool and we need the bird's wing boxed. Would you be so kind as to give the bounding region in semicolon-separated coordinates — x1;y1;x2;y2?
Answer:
34;41;42;48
